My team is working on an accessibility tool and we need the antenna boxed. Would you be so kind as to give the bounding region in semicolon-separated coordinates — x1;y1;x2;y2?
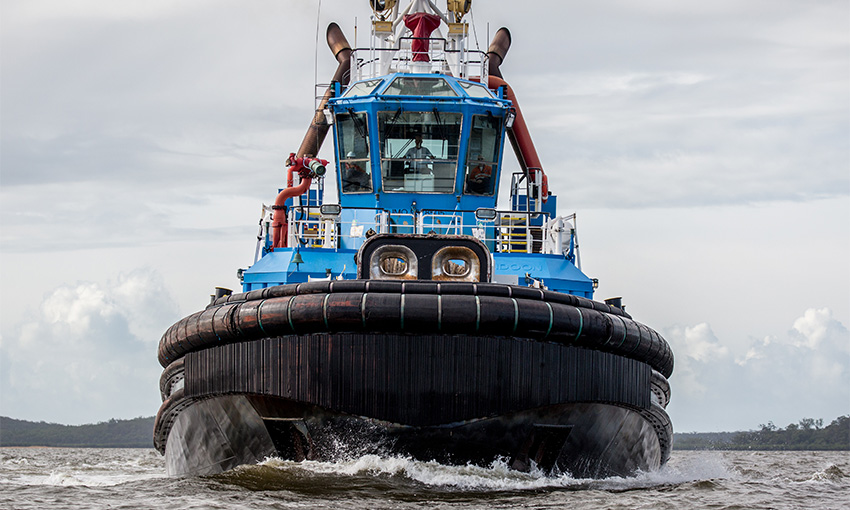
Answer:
314;0;322;112
469;2;480;50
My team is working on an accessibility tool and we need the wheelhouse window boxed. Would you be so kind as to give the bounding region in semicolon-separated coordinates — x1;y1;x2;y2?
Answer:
342;79;383;98
335;111;373;193
457;81;494;98
463;114;502;196
377;110;462;193
383;76;458;97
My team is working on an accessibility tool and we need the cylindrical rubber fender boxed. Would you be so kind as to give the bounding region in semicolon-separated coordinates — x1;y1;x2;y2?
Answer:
211;280;630;320
159;358;185;402
158;281;674;378
153;387;192;454
640;401;673;466
650;370;671;409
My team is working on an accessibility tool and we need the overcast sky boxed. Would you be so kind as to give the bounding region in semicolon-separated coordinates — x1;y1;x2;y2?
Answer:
1;0;848;432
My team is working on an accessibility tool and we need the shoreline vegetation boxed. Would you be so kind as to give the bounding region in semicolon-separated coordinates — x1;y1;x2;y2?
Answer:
673;416;849;450
1;416;154;448
1;415;848;450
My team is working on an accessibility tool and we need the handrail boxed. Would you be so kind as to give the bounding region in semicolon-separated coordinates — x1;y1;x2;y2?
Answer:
277;205;578;260
350;37;489;81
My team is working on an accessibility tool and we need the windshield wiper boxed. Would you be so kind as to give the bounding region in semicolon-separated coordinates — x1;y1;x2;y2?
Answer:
347;108;368;140
432;107;447;142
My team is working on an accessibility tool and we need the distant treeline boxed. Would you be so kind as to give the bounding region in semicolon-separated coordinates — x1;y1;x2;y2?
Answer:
0;416;155;448
3;414;848;450
674;416;850;450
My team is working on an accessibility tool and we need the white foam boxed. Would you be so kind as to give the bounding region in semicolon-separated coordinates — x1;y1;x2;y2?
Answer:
257;452;737;491
3;457;31;465
44;470;86;486
803;464;846;484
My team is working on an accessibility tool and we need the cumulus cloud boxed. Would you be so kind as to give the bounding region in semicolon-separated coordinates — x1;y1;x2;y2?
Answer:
790;307;849;350
666;308;850;431
0;268;179;424
664;323;729;398
736;308;850;392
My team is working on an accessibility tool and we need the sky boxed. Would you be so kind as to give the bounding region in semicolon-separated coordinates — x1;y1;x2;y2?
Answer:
1;0;848;433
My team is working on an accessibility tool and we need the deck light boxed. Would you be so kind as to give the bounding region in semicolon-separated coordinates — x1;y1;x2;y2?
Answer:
320;204;342;216
475;208;497;221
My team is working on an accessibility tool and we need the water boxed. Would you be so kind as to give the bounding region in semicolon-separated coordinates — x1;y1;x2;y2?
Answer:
1;448;847;509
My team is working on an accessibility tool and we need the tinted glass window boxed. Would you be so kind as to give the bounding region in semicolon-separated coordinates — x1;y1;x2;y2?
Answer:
464;115;502;196
377;110;462;193
342;79;383;97
335;112;373;193
458;81;494;98
384;77;458;97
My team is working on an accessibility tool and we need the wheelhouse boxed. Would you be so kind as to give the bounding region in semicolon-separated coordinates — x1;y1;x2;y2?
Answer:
330;73;511;212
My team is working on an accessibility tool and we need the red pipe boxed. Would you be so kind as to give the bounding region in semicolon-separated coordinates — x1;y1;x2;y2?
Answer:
271;176;311;249
488;75;549;202
271;155;327;249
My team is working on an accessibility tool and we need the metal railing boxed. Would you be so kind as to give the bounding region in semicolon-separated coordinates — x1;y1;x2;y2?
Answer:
276;206;578;262
350;37;489;82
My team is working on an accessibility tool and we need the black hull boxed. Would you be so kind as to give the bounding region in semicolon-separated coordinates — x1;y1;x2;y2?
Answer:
155;281;673;478
163;395;668;478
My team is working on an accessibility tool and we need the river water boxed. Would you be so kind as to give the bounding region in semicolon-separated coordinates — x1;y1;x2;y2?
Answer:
1;448;847;509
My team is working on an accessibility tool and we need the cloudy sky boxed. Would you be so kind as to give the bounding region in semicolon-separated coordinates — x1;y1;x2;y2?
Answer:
1;0;848;432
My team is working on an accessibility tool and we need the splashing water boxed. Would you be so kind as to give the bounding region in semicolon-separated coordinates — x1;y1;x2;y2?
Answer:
219;449;738;493
1;448;847;510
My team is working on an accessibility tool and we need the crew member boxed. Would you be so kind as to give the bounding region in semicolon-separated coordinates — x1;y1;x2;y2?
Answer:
341;151;371;192
466;154;493;194
404;134;434;173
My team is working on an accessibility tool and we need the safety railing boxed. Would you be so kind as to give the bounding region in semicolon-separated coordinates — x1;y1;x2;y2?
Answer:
350;38;489;82
278;206;578;262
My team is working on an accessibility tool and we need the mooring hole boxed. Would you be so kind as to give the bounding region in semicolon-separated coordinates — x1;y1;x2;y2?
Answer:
380;255;408;275
443;258;469;275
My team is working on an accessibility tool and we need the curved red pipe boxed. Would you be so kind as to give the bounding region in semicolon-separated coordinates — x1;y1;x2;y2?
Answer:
271;155;327;249
271;175;312;249
488;75;548;201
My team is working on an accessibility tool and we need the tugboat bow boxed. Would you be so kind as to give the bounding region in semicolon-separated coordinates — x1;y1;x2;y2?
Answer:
154;0;674;479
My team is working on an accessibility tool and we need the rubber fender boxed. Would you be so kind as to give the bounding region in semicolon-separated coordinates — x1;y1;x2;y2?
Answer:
650;370;671;409
160;282;674;378
640;401;673;466
158;358;185;401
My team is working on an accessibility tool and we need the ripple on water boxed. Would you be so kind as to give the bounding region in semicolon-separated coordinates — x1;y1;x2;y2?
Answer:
1;449;848;510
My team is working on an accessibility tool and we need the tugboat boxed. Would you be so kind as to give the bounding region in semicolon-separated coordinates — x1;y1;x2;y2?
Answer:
154;0;673;478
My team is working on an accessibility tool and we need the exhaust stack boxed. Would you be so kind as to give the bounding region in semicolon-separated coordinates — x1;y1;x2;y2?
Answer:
296;23;353;158
487;27;549;202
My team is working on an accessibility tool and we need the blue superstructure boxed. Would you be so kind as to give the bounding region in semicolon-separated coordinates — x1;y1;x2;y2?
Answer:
240;16;593;298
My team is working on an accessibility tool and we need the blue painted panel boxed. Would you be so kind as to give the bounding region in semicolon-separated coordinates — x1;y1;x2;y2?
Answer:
492;252;594;298
241;248;358;290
